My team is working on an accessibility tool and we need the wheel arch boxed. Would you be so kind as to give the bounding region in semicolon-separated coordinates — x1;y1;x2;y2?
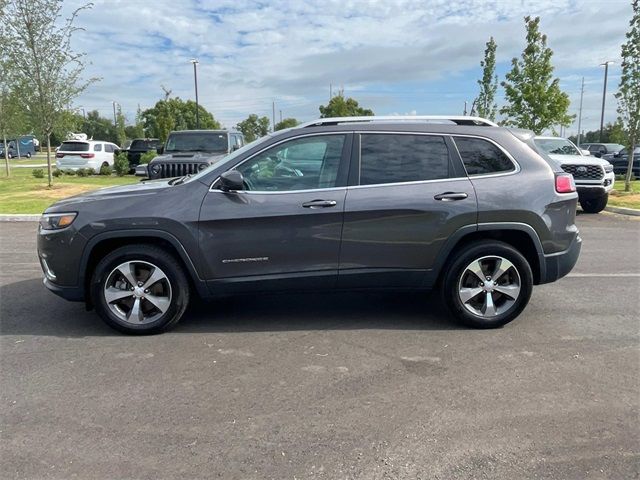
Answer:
80;230;207;306
431;223;545;287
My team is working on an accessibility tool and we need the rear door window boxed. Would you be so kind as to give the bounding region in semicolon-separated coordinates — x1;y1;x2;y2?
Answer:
453;137;515;176
359;134;450;186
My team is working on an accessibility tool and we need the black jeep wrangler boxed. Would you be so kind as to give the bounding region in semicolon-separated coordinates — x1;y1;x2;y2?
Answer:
138;130;245;179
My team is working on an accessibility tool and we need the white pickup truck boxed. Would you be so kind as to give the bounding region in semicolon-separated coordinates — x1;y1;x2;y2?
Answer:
534;136;615;213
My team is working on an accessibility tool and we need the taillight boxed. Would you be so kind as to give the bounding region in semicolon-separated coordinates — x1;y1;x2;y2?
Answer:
80;153;95;159
555;173;576;193
56;152;64;158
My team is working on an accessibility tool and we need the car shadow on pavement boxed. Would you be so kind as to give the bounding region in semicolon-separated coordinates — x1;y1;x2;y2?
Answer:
0;278;462;338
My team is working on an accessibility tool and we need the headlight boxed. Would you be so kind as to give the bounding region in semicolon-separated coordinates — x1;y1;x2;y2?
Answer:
39;212;77;231
150;163;161;174
604;163;613;173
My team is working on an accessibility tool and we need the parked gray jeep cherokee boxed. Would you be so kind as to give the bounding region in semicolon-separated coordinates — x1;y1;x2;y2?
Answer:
37;116;581;334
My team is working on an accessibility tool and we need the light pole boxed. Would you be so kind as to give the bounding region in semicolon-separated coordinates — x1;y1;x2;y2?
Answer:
599;61;614;142
576;77;584;147
112;101;118;127
190;59;200;129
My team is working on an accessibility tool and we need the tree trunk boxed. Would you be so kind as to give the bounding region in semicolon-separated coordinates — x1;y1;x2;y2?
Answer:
46;134;52;188
3;135;9;177
625;135;636;193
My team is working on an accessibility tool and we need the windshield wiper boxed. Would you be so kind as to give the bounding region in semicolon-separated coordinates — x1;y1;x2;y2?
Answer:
169;174;193;185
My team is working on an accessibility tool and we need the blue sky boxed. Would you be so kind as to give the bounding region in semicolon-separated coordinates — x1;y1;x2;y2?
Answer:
66;0;633;136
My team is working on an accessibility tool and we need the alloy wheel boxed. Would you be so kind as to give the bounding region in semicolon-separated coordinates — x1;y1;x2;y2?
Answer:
103;260;172;325
457;255;521;318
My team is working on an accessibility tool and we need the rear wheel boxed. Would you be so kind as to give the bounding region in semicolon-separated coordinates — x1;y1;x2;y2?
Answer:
91;245;190;334
580;194;608;214
442;241;533;328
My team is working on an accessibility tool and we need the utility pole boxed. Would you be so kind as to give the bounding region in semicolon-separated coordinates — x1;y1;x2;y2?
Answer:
576;77;585;147
463;101;468;116
191;59;200;129
599;61;614;142
112;101;117;126
279;110;283;123
272;101;276;132
329;83;332;102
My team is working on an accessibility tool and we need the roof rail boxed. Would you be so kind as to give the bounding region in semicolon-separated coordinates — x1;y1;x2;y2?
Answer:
299;115;499;128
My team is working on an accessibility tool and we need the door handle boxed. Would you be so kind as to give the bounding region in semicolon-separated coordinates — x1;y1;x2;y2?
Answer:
302;199;337;209
434;192;468;201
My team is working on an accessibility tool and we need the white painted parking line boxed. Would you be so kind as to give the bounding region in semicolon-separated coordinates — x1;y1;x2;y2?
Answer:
567;273;640;277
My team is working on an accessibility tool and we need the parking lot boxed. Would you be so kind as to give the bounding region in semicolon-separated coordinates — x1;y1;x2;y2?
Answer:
1;213;638;479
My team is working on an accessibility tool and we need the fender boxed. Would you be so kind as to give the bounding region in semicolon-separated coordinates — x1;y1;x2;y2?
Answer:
424;222;546;287
78;229;209;298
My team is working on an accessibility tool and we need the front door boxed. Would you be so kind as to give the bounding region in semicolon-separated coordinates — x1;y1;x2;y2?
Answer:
338;132;477;288
199;133;352;293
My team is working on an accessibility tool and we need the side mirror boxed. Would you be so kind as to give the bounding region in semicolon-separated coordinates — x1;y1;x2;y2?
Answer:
134;164;149;177
156;146;164;154
232;144;240;151
580;149;591;156
614;152;621;158
219;170;244;191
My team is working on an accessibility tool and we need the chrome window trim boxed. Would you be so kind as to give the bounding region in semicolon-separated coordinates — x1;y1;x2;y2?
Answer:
346;176;469;190
209;132;349;193
449;133;521;178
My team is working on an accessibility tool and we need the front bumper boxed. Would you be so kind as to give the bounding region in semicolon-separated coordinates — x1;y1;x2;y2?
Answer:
43;277;85;301
575;171;614;199
539;235;582;284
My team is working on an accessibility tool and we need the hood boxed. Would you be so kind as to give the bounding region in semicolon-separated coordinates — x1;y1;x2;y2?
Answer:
548;154;610;166
153;152;227;163
46;178;172;211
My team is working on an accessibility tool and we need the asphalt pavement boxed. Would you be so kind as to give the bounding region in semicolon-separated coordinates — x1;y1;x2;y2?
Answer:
1;213;639;479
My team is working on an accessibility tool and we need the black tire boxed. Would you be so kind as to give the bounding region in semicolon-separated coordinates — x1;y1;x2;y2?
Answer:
90;245;190;334
580;194;608;214
441;240;533;329
26;152;31;158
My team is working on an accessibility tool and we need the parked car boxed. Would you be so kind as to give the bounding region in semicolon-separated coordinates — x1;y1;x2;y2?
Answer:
0;136;35;158
125;138;161;168
605;146;640;178
38;115;581;334
137;130;245;179
55;140;121;171
579;143;624;158
534;136;614;213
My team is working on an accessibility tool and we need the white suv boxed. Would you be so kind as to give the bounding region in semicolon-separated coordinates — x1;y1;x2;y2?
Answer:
534;136;614;213
56;140;121;171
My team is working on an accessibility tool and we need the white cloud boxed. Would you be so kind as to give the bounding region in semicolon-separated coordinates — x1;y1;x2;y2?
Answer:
64;0;632;132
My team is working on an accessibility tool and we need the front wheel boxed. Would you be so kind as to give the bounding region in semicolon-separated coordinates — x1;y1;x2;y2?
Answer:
442;241;533;328
25;152;31;158
580;194;608;214
91;245;190;334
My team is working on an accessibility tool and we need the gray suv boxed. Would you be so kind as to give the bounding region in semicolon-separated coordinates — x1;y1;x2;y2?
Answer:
37;116;582;334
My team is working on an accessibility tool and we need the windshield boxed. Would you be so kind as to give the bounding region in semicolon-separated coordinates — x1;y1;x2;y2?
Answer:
534;138;580;156
59;141;90;152
130;139;159;150
187;134;275;183
165;132;228;153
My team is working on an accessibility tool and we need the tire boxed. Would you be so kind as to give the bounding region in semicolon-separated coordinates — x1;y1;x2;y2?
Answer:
90;245;190;334
580;194;608;214
441;240;533;329
26;152;31;158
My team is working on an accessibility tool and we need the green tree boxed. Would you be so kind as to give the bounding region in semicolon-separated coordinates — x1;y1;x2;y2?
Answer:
125;105;145;139
141;98;220;142
474;37;498;121
82;110;118;143
1;0;97;187
568;121;629;145
615;0;640;191
274;117;299;131
500;16;573;134
319;94;374;118
0;86;30;176
236;114;270;142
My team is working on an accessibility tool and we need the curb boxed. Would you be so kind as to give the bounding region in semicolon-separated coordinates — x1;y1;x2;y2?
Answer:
0;214;40;222
605;206;640;217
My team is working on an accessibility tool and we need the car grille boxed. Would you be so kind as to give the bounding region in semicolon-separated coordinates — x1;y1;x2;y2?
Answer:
157;163;202;178
561;164;604;180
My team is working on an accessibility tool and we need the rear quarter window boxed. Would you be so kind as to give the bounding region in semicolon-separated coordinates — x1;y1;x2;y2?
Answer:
453;137;515;176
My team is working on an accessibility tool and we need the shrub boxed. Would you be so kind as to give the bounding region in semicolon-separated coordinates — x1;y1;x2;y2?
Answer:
52;168;63;177
76;168;88;177
114;152;130;176
86;168;97;176
65;169;76;176
139;151;157;165
99;164;112;176
32;168;45;178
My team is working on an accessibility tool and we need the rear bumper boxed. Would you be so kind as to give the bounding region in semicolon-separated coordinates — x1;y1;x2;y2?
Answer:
539;235;582;284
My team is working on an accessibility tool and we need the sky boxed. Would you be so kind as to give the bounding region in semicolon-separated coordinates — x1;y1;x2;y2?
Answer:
65;0;634;136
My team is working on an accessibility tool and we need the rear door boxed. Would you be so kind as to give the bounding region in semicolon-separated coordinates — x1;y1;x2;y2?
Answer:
338;132;477;288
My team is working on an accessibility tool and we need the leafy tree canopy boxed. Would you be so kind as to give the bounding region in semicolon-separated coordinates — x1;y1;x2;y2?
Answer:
319;94;374;118
236;114;270;142
141;97;221;143
274;118;300;131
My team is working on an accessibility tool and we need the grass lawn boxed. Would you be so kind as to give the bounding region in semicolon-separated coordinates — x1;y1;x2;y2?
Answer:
609;179;640;210
0;167;138;214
